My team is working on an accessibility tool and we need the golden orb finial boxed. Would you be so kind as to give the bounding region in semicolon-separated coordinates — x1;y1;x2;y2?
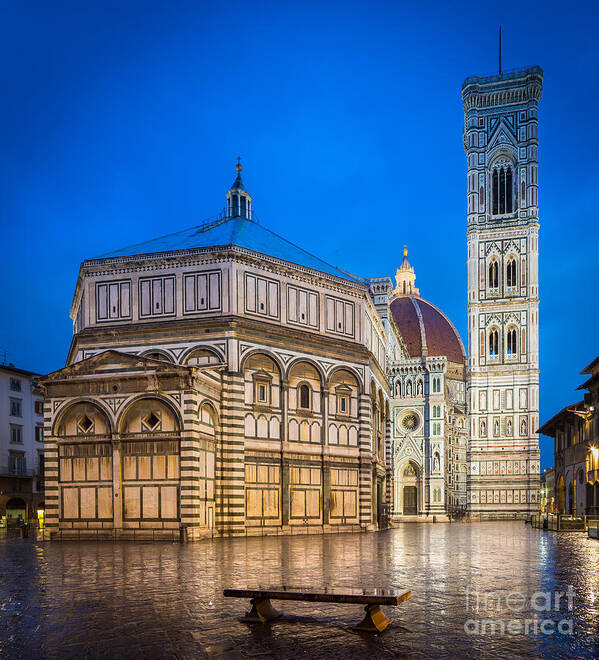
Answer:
236;156;242;174
403;244;408;258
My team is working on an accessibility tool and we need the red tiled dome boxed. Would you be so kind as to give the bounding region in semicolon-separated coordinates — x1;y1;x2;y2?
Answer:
390;296;466;364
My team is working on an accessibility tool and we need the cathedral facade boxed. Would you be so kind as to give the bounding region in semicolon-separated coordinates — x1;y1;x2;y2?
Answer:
38;65;541;539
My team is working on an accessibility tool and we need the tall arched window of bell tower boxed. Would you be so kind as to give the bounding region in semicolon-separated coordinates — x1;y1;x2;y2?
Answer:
488;328;499;356
491;163;514;215
488;260;499;289
506;257;517;287
506;327;518;356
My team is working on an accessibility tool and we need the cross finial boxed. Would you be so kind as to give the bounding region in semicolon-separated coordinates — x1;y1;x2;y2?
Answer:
403;244;408;258
236;156;242;174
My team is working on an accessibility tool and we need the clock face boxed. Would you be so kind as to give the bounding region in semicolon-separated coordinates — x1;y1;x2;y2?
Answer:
396;410;420;434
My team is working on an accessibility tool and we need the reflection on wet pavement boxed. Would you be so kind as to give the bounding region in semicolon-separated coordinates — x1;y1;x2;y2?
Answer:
1;522;598;658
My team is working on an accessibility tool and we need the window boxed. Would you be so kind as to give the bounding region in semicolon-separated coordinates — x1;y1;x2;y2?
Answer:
77;415;94;434
34;400;44;415
506;258;516;287
507;328;517;355
141;412;161;432
491;164;513;215
9;451;25;475
10;426;23;444
231;193;239;216
38;452;45;475
299;384;311;410
432;405;441;418
9;378;21;392
489;329;499;356
95;280;131;321
255;381;269;405
139;276;175;317
488;261;499;289
338;393;349;415
10;399;22;417
432;377;441;394
35;425;44;443
184;270;222;314
433;422;441;436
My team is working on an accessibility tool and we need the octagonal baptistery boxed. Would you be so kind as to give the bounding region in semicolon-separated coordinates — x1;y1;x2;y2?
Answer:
39;162;395;541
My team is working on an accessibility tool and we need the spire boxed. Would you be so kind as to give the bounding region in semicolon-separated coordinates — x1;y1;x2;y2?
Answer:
226;158;252;220
498;25;502;75
231;156;246;191
393;245;420;298
401;244;410;268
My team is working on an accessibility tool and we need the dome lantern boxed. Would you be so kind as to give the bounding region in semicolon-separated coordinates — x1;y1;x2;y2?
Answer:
393;245;420;297
226;157;253;220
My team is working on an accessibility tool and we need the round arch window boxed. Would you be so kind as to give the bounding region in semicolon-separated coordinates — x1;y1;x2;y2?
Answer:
396;410;420;434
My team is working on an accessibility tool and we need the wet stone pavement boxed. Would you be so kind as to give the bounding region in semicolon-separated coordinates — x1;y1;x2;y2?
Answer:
1;522;598;659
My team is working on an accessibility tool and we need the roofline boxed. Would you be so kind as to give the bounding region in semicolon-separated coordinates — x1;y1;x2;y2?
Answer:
0;364;41;378
577;373;598;391
39;349;196;383
581;355;599;375
80;243;367;288
537;401;585;436
462;65;544;90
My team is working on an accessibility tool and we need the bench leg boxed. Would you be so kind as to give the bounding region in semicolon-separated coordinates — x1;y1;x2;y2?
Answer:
352;604;392;633
240;598;282;623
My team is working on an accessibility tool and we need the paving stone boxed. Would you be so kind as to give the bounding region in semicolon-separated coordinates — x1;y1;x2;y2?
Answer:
0;523;598;658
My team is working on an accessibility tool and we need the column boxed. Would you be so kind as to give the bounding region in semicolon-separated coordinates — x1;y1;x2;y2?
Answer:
112;437;123;530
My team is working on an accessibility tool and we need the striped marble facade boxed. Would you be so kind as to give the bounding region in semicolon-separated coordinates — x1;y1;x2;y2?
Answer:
39;234;397;539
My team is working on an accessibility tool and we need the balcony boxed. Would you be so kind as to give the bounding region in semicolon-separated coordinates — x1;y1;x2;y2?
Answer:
0;466;36;478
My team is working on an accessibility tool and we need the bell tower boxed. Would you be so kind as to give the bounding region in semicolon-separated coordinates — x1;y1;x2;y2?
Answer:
462;67;543;518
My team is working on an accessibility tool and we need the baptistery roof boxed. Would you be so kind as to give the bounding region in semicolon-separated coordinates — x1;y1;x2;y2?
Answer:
91;162;364;284
390;295;466;365
94;216;363;282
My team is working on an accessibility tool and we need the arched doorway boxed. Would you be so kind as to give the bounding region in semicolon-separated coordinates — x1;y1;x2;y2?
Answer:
568;483;574;515
401;463;418;515
36;502;46;529
6;498;27;521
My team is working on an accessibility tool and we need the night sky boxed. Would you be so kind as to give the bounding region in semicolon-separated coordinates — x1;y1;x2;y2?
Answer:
1;1;598;469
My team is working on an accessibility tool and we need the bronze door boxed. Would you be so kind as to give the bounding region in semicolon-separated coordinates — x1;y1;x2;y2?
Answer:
403;486;417;515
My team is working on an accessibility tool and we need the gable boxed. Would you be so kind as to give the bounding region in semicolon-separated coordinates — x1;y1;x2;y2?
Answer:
487;118;518;153
41;350;191;382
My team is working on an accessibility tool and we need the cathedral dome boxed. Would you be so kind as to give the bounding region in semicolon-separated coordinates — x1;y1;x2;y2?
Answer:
390;296;466;364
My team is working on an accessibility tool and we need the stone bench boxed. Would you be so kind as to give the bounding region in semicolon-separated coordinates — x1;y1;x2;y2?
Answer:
223;586;412;632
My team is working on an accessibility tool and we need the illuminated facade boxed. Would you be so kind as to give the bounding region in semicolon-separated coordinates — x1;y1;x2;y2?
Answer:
385;251;468;518
463;67;543;517
0;364;45;523
539;356;599;518
38;162;468;539
40;63;554;537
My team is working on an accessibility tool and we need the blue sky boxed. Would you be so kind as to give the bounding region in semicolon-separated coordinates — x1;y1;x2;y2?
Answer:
1;1;598;468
